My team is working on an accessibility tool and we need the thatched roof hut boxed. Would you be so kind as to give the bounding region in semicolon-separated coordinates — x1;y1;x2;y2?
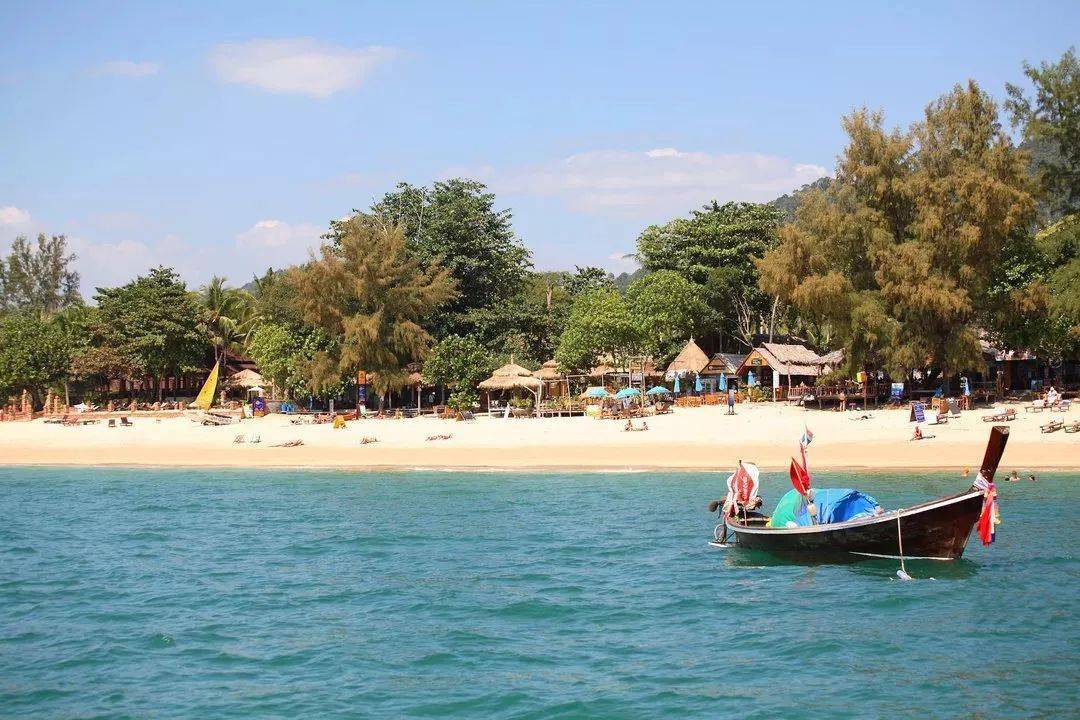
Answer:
478;362;542;391
405;362;425;386
665;338;710;376
533;359;563;381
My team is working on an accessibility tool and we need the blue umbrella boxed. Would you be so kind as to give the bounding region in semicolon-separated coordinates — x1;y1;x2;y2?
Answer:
646;386;672;396
694;374;702;393
674;376;681;393
719;374;728;392
584;387;609;399
747;371;756;387
614;388;640;399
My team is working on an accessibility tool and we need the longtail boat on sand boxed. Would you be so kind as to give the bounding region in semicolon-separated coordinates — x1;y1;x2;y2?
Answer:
709;426;1007;562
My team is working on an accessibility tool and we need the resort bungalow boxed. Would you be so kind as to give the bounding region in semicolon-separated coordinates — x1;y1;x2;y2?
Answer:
736;342;841;401
701;352;746;391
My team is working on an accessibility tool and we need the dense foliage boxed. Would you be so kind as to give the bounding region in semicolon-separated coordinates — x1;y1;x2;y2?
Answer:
758;81;1035;378
91;267;207;400
3;52;1077;407
0;234;81;315
286;217;457;396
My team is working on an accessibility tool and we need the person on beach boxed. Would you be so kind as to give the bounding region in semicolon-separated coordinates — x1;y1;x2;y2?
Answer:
727;387;736;415
839;390;847;412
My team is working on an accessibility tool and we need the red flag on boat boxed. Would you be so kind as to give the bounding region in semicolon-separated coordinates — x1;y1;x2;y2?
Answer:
733;462;754;505
789;457;811;496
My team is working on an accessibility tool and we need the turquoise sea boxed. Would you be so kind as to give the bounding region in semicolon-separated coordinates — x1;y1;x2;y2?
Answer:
1;467;1076;719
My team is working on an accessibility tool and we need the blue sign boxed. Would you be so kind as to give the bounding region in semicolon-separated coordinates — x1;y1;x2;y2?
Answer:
890;382;904;401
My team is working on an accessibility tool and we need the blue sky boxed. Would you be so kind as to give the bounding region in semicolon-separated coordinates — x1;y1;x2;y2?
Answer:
1;1;1077;295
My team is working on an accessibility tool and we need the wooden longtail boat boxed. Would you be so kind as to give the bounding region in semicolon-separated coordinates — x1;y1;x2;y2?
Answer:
712;426;1008;561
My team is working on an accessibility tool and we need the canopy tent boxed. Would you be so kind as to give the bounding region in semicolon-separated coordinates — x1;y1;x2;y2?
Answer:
769;488;881;528
478;361;542;415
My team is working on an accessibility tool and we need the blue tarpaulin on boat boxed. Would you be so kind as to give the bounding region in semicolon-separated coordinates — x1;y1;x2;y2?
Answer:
792;488;881;526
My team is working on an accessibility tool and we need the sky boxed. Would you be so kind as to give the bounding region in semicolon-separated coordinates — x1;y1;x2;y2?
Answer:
1;1;1077;296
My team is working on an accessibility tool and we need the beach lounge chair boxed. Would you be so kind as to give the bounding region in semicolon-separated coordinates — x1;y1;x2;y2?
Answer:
1055;399;1072;412
982;408;1016;422
459;411;475;421
108;419;116;428
1063;420;1080;433
1025;399;1046;413
120;416;133;427
1040;418;1064;433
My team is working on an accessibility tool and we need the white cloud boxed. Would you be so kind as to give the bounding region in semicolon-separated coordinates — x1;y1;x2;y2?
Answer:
95;60;160;77
0;205;32;228
487;147;829;219
235;219;322;250
208;38;397;98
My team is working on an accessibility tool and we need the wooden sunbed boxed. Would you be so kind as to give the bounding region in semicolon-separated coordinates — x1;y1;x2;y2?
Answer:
1040;419;1064;433
982;408;1016;422
1063;421;1080;433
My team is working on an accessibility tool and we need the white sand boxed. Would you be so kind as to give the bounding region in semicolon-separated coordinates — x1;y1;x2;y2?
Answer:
0;403;1075;472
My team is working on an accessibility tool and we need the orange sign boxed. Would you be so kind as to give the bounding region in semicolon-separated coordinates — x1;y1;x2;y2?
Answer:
357;371;368;385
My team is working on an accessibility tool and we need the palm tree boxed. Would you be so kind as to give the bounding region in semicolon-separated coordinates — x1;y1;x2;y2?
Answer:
198;276;259;368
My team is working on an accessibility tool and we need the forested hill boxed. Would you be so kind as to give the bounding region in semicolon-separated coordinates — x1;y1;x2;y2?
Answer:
767;176;832;223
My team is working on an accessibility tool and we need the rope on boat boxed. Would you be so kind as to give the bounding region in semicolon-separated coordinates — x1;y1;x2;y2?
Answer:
896;511;912;580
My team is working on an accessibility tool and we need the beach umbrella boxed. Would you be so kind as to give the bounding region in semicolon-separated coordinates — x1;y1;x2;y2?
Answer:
583;387;609;399
719;374;728;392
674;376;681;393
695;374;702;393
614;388;640;399
747;371;756;387
646;386;672;396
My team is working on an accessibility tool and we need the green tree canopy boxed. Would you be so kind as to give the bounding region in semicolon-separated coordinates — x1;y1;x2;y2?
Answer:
93;267;208;398
636;201;783;348
1006;47;1080;219
555;288;642;373
365;179;531;336
626;270;711;361
245;322;301;395
422;334;498;391
0;233;81;315
287;217;457;396
758;81;1035;377
0;312;72;403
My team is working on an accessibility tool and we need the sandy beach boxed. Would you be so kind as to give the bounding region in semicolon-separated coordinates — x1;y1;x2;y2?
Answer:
0;403;1075;472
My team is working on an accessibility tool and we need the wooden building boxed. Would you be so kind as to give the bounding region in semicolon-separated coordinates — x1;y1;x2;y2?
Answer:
736;343;840;401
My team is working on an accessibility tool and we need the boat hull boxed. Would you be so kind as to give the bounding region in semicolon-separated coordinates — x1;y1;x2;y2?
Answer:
725;490;985;561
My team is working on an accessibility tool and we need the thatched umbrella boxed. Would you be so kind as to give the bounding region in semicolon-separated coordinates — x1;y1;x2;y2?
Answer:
534;359;567;400
478;361;541;416
533;359;562;381
227;369;266;388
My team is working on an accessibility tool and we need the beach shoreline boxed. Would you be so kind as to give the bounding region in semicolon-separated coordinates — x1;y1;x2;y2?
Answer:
1;404;1075;473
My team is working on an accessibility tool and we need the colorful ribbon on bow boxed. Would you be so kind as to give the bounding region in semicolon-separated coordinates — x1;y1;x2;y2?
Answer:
973;474;1001;546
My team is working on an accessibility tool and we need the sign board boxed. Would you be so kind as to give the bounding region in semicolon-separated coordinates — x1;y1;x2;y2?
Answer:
357;371;368;385
909;401;926;423
751;358;762;366
890;382;904;401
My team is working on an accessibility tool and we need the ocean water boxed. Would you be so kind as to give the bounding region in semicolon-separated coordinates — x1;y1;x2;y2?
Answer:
0;467;1076;719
